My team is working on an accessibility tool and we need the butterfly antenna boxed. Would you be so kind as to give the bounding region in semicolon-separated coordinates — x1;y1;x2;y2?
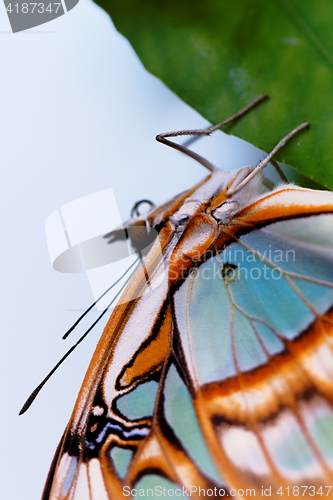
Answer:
19;259;141;415
156;94;268;172
62;257;139;340
227;122;310;197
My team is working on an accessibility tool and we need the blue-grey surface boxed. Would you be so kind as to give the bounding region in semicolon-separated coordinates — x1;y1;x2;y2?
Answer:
0;1;282;498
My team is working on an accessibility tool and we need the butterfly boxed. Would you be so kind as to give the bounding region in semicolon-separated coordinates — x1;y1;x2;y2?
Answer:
23;95;333;499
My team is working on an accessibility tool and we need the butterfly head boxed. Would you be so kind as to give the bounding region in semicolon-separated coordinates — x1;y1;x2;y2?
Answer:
212;165;265;220
168;165;264;234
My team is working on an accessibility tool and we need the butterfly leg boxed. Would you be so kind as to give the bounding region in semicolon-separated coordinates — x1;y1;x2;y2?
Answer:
156;94;269;172
131;199;155;218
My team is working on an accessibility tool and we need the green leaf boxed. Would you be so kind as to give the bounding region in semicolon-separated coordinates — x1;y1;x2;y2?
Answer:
96;0;333;190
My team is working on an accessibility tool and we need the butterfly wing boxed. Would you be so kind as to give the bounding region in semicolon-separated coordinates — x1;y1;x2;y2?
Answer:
170;191;333;497
43;187;333;500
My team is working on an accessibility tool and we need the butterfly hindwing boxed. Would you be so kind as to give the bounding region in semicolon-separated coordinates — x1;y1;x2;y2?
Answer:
172;205;333;495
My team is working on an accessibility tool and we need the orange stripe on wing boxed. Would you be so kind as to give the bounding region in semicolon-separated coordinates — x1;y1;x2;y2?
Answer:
200;309;333;425
236;188;333;229
213;188;333;249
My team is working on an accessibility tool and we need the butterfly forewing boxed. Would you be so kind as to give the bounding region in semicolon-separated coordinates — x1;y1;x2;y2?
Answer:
42;174;333;499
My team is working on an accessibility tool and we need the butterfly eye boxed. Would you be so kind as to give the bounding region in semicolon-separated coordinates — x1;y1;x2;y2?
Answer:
177;215;190;226
213;200;239;220
170;215;190;231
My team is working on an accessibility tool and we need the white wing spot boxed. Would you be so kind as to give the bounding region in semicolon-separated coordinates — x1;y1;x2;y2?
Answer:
92;406;104;417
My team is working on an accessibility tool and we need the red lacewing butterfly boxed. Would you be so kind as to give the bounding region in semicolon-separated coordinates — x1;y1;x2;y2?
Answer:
20;95;333;500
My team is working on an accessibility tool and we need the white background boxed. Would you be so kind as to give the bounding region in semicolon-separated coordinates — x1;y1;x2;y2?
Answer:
0;1;285;498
